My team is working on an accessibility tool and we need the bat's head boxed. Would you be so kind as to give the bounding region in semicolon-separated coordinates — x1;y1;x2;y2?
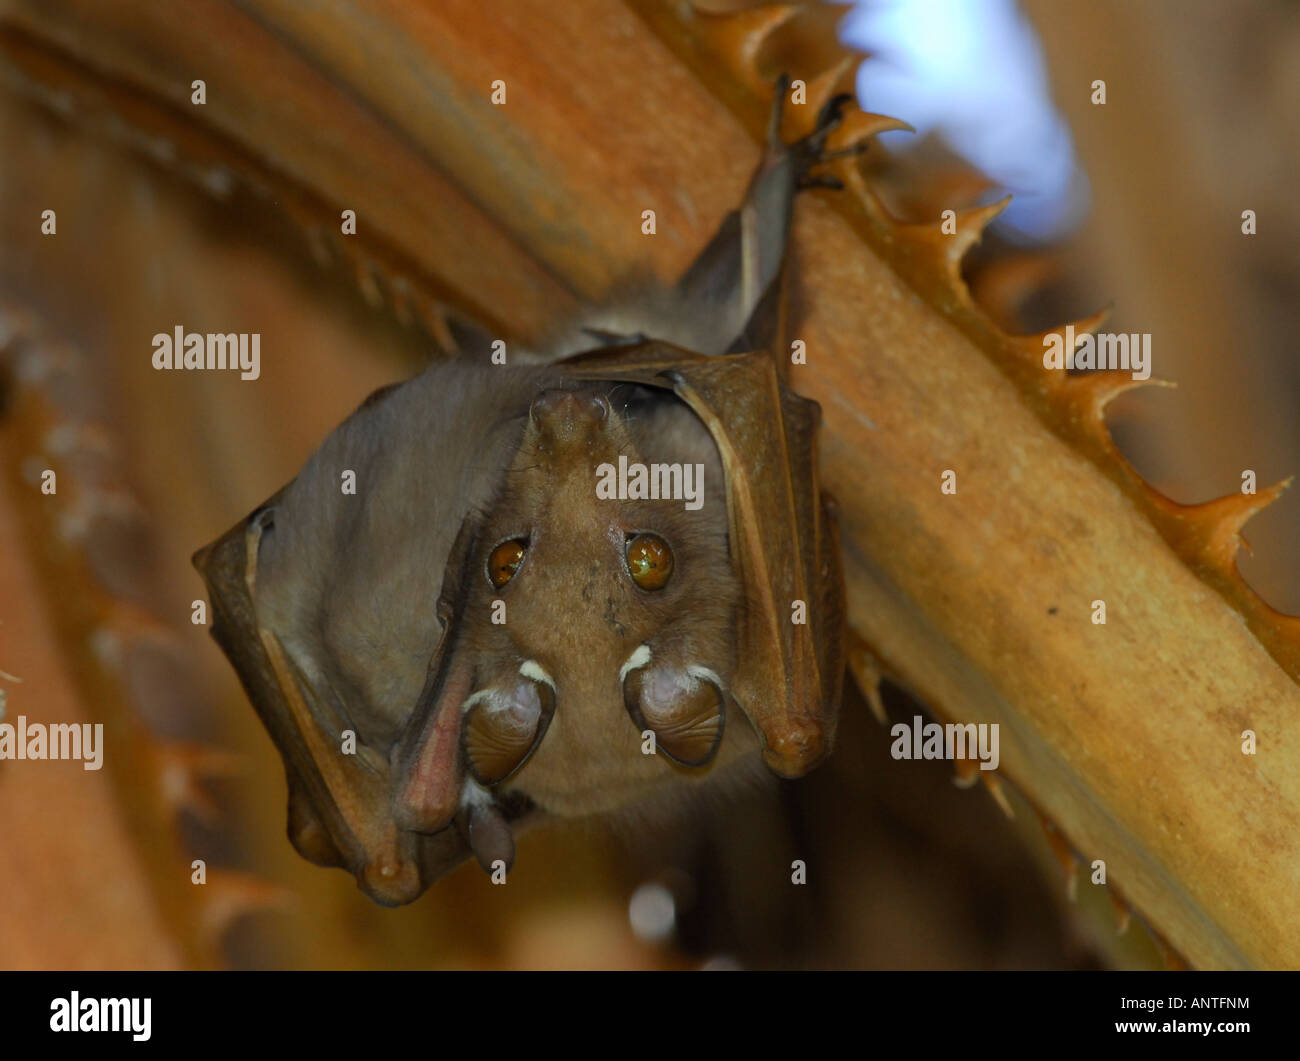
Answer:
396;380;757;849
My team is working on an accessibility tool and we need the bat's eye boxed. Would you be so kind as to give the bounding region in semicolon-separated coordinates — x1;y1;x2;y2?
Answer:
626;533;673;590
488;539;527;587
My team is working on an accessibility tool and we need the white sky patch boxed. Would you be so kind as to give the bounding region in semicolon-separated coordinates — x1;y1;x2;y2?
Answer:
837;0;1087;242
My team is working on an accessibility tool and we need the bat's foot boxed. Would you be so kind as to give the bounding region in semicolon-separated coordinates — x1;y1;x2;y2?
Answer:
767;72;867;192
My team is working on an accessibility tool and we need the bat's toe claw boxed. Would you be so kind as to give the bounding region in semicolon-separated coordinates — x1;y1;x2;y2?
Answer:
796;173;845;192
809;92;854;146
767;75;868;193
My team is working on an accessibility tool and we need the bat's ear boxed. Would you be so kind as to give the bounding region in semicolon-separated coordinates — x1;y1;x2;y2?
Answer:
462;674;556;786
622;657;726;768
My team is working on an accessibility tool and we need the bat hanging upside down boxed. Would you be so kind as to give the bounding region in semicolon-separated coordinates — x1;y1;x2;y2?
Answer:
194;79;851;905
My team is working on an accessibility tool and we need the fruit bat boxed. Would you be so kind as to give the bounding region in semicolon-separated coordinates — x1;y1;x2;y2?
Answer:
193;79;849;905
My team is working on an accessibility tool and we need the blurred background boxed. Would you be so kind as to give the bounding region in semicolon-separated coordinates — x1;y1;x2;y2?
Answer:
0;0;1294;969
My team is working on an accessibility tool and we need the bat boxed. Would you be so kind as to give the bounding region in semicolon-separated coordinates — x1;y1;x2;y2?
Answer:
193;79;850;906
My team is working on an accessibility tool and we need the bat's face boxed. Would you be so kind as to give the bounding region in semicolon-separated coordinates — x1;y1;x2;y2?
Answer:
418;384;754;820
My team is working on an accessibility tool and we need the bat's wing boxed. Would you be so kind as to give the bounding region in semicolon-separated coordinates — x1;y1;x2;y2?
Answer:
192;373;543;904
191;75;852;906
562;342;845;777
193;501;488;905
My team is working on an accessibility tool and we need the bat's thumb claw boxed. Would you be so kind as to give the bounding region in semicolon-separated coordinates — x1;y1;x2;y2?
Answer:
360;851;424;907
761;718;829;778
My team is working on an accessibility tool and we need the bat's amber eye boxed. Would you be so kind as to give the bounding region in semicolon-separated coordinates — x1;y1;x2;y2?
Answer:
488;539;527;587
626;533;673;590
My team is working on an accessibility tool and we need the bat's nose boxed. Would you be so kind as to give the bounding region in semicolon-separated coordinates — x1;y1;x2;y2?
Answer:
530;389;609;449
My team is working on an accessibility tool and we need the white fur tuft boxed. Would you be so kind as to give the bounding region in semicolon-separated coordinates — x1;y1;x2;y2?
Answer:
619;644;653;684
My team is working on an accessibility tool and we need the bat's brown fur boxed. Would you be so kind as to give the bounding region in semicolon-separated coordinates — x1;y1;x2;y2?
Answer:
450;382;750;818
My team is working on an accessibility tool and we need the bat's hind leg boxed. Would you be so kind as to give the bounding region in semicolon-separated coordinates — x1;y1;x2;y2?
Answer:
675;74;867;355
